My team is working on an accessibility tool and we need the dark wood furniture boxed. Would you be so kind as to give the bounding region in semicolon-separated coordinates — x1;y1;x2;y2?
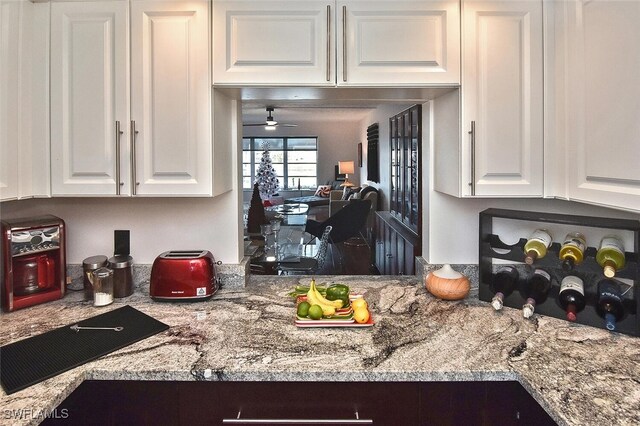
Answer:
43;380;556;425
375;211;421;275
390;104;421;235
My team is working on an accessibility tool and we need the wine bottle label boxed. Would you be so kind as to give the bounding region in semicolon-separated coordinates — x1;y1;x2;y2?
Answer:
598;280;624;303
497;266;516;274
599;236;624;254
562;235;586;252
599;290;623;304
528;229;552;247
533;269;551;281
560;276;584;296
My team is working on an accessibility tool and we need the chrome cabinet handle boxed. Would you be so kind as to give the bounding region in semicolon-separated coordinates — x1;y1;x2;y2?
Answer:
115;121;124;195
468;121;476;196
326;5;331;81
386;253;393;258
342;5;347;82
130;120;139;195
223;409;373;424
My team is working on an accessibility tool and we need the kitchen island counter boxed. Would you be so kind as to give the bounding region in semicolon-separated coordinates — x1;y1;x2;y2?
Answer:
1;276;638;425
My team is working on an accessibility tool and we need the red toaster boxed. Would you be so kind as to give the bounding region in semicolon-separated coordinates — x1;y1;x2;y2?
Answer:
150;250;219;301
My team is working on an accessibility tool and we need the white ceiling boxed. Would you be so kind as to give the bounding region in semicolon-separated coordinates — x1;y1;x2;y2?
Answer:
242;105;376;125
219;86;457;126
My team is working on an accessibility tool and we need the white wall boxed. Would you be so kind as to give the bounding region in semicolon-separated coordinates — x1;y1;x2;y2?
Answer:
426;193;640;264
0;193;241;265
243;119;363;191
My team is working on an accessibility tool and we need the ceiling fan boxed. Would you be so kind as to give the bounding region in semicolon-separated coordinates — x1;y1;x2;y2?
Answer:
243;106;297;129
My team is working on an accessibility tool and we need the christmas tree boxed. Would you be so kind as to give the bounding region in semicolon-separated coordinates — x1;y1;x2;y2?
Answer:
247;183;267;233
255;143;280;199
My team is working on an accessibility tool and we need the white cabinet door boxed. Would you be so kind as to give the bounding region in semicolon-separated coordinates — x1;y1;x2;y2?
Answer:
0;0;20;201
50;1;129;196
213;0;333;86
131;0;211;196
461;0;543;197
337;0;460;86
564;0;640;212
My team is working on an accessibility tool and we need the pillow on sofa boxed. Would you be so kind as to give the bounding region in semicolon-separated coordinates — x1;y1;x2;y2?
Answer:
314;185;332;197
341;187;360;200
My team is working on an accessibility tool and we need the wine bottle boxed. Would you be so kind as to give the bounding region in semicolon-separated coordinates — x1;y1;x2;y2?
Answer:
559;232;587;271
523;229;553;265
558;275;586;322
490;266;519;311
596;236;626;278
522;269;552;319
596;279;625;331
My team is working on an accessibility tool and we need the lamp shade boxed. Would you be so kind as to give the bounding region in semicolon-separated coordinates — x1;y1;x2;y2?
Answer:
338;161;355;175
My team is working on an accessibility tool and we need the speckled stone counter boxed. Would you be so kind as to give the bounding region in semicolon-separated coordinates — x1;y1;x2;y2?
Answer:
1;276;639;425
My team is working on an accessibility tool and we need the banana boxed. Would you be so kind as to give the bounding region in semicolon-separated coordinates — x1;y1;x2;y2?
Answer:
309;279;343;309
307;280;337;317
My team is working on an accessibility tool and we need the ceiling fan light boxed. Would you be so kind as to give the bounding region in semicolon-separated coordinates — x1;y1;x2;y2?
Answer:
265;125;277;131
266;119;278;126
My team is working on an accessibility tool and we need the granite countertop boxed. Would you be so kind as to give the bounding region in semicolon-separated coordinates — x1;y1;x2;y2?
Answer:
1;276;639;426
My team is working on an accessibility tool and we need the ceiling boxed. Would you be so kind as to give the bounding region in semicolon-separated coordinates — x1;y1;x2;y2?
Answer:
242;105;376;124
217;86;458;125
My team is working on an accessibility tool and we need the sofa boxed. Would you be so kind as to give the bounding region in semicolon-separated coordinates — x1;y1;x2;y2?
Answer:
284;180;345;206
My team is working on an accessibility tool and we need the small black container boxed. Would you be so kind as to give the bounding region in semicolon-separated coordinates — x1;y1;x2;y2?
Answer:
108;255;134;298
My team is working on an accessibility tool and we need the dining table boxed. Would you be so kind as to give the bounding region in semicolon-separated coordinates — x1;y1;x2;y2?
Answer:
247;225;307;274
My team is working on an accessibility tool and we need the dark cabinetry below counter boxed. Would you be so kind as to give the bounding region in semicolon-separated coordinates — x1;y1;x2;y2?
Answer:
375;211;421;275
43;380;555;425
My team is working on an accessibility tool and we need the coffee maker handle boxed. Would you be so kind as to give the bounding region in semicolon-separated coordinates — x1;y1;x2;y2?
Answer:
37;256;56;289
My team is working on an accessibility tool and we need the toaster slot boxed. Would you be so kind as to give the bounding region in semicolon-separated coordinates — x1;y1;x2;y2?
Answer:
161;250;207;259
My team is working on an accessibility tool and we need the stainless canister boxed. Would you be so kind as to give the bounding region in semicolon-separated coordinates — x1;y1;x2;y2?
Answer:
108;255;134;298
82;255;108;301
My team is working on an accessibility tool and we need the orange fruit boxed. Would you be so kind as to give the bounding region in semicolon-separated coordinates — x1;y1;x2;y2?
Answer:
353;307;370;324
351;298;368;311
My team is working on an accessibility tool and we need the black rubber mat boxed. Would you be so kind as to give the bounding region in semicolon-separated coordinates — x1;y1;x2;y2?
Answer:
0;305;169;394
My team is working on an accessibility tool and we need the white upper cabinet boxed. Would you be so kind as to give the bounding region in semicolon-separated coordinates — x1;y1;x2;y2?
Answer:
337;0;460;86
51;1;129;196
1;0;50;201
0;0;20;201
434;0;543;198
131;0;211;196
50;0;212;197
560;0;640;212
213;0;460;86
213;0;334;86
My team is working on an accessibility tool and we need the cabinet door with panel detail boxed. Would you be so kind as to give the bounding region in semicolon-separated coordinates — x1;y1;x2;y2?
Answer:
130;0;211;196
213;0;334;85
462;0;543;197
337;0;460;85
563;0;640;212
50;1;129;196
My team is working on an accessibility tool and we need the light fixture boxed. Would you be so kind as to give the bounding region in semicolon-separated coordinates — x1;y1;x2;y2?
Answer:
264;125;276;131
265;107;278;126
338;161;355;188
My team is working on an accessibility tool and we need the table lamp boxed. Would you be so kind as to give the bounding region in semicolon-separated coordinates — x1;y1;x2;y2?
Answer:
338;161;355;187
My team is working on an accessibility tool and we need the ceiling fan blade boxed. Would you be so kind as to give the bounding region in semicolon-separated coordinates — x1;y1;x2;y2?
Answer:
242;123;268;127
280;124;298;127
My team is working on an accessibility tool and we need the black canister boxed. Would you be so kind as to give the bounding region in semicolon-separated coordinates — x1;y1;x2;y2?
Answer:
82;255;108;300
108;255;134;298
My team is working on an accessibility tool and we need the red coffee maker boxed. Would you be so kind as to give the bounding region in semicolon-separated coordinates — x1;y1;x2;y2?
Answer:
1;215;66;312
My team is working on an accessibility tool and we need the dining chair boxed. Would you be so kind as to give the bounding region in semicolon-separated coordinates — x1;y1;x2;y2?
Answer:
277;226;332;275
304;200;371;246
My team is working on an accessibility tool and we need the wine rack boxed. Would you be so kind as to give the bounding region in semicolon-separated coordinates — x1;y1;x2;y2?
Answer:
479;208;640;337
